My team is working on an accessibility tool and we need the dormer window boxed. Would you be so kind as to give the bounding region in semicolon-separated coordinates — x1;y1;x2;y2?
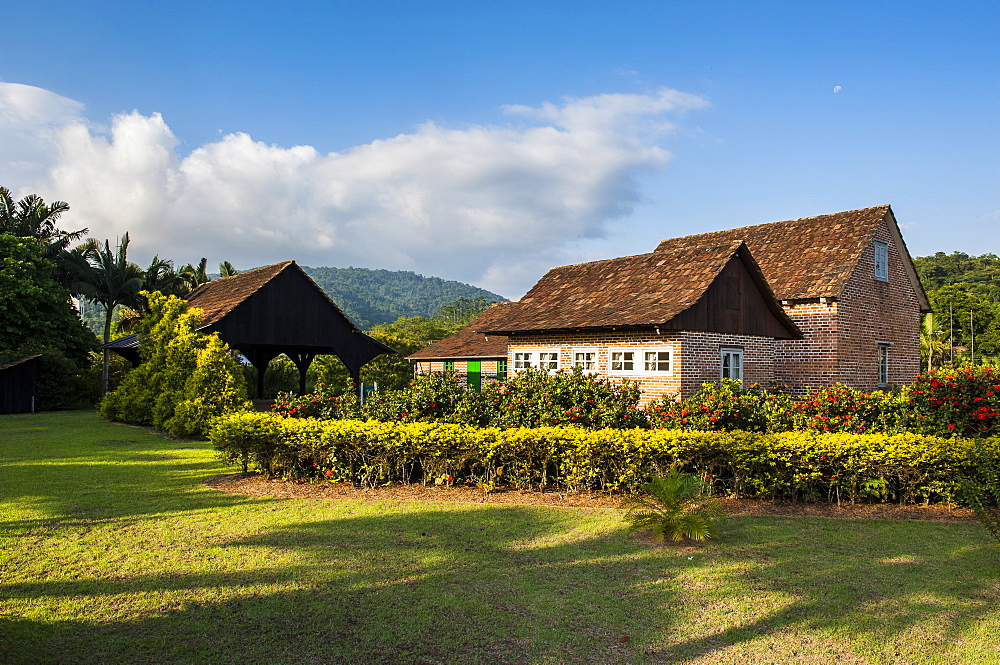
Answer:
874;241;889;281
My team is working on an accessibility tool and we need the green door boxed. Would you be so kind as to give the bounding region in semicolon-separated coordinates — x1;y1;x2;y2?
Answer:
467;361;482;390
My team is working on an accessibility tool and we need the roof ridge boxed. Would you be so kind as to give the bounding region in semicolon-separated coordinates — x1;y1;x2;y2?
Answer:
541;241;744;273
656;205;891;247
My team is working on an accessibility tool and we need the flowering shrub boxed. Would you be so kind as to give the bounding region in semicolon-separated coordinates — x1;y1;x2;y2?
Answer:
907;365;1000;437
273;382;361;420
362;370;471;423
272;363;1000;438
275;366;647;430
791;384;907;434
645;380;793;433
475;367;647;430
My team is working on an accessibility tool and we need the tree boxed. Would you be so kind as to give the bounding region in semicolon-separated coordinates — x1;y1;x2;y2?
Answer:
370;316;462;346
0;234;96;408
99;291;250;435
219;261;239;278
920;312;951;371
928;285;1000;361
433;296;495;325
179;258;210;293
0;186;87;260
75;234;145;344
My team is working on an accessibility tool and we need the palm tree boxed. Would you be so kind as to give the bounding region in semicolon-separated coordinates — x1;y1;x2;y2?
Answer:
622;471;725;543
74;234;145;392
219;261;239;278
179;258;210;294
920;313;951;371
76;234;145;344
0;186;87;260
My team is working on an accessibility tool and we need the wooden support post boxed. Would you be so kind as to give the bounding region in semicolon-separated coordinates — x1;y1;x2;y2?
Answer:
289;352;316;396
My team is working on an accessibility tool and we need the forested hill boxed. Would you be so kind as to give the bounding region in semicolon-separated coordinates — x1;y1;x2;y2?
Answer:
912;252;1000;300
300;266;506;329
912;251;1000;358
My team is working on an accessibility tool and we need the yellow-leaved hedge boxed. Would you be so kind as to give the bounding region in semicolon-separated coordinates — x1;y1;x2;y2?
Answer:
208;413;1000;504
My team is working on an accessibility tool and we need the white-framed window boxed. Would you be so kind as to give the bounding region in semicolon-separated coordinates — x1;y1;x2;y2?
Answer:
720;348;743;382
877;343;890;386
874;240;889;281
609;349;636;373
537;351;559;371
572;350;596;371
609;347;673;374
512;348;560;372
513;351;534;371
643;349;671;372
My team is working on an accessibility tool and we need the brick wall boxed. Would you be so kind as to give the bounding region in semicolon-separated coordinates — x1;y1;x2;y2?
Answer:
774;218;922;393
835;220;922;388
774;302;840;393
508;329;775;403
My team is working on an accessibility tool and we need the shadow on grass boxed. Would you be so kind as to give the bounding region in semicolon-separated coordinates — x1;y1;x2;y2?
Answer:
646;516;1000;662
3;506;677;664
5;507;1000;664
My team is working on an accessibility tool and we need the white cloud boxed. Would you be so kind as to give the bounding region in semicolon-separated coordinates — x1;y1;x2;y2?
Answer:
0;82;707;298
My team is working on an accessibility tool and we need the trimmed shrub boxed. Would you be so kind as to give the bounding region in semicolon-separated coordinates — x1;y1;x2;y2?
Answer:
208;413;999;504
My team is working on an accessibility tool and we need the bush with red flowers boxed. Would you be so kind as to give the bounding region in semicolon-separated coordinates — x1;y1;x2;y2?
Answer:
645;380;793;433
791;384;907;434
907;365;1000;437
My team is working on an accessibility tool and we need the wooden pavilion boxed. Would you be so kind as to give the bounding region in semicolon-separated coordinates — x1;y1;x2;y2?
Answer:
103;261;395;397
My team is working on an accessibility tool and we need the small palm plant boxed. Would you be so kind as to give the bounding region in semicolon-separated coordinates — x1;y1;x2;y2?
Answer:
622;470;724;543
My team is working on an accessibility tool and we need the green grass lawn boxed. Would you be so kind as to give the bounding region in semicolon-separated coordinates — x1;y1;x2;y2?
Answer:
2;411;999;664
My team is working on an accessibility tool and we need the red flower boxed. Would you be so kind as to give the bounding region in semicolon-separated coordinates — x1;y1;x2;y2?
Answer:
325;469;333;477
948;424;956;430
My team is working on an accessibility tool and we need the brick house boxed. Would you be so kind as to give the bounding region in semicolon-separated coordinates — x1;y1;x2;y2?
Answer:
652;205;930;393
410;206;929;400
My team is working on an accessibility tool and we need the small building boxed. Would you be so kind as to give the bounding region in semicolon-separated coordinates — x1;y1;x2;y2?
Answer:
407;313;509;389
0;354;42;414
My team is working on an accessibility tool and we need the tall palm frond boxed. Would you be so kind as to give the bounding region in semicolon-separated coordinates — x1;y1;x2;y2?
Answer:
142;256;184;300
75;233;145;343
179;257;210;294
0;186;87;259
219;261;239;278
920;313;950;371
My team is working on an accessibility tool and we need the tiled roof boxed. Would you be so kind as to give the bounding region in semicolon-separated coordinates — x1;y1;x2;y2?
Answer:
407;311;509;360
473;242;745;333
654;206;891;300
99;334;138;350
184;261;294;327
183;260;361;332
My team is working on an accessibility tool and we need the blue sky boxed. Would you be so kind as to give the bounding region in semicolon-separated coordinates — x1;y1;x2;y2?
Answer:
2;1;997;299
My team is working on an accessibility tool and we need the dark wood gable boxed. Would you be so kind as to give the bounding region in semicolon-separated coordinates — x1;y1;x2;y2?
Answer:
183;261;394;397
663;250;800;339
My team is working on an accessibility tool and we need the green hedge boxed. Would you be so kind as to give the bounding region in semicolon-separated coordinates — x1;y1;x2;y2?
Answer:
209;413;1000;504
